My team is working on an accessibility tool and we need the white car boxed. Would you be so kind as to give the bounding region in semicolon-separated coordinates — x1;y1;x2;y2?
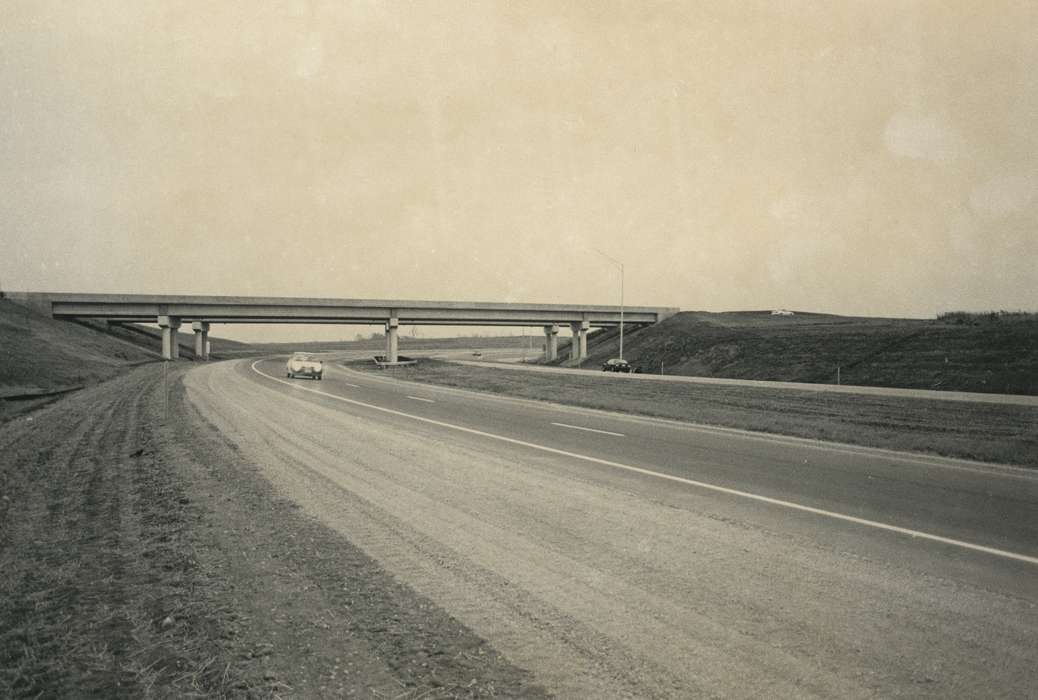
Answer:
286;352;323;380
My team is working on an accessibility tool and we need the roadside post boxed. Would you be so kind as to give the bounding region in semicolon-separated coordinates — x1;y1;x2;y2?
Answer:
163;360;168;422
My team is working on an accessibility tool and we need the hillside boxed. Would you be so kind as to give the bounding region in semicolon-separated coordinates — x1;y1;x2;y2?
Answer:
574;310;1037;395
76;320;255;358
0;299;160;396
0;299;247;419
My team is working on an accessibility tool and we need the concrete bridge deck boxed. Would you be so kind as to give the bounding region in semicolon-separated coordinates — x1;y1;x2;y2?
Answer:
6;292;678;363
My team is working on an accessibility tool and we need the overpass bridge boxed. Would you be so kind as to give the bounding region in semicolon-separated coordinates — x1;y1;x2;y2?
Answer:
7;292;678;363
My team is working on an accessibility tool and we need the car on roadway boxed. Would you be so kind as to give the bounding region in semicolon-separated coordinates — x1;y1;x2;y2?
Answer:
601;358;634;373
286;352;323;380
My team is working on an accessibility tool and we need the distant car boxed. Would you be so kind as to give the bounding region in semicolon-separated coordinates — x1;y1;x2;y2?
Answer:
472;351;483;358
601;358;634;373
286;352;323;380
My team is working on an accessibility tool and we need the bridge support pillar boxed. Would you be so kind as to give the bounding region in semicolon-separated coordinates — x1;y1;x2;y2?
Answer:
192;321;210;360
386;315;399;362
570;320;590;362
157;315;181;360
543;324;559;362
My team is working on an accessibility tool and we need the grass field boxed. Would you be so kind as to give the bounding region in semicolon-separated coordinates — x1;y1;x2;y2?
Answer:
349;359;1038;468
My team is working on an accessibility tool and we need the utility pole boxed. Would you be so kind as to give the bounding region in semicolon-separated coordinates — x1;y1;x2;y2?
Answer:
594;249;625;360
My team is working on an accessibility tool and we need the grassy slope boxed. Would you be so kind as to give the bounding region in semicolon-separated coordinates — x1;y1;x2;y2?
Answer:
76;320;254;359
577;311;1037;395
0;299;158;396
0;300;243;421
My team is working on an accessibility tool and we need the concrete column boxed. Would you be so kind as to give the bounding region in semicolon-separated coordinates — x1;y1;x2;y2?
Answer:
157;315;181;360
569;319;589;361
386;315;399;362
570;322;582;362
543;324;559;362
192;321;210;360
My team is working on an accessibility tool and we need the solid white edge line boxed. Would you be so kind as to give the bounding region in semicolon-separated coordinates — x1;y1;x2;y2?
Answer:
250;359;1038;566
551;422;625;437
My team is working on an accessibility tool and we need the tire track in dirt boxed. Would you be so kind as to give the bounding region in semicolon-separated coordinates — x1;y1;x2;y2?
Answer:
4;374;142;694
1;366;258;697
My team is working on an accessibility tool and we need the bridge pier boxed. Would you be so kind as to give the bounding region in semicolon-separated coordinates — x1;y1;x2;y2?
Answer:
157;315;181;360
543;324;559;362
570;320;589;362
386;314;399;362
192;321;210;360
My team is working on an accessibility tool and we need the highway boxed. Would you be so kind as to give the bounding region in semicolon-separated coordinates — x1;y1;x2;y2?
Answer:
183;357;1038;698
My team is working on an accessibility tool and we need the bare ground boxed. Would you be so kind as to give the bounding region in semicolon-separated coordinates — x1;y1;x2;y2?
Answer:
0;364;546;698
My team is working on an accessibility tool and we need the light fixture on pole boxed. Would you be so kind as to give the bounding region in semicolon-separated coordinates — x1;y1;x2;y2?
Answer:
594;248;625;360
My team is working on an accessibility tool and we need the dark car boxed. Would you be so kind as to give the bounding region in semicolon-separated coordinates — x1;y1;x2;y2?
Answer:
601;358;633;373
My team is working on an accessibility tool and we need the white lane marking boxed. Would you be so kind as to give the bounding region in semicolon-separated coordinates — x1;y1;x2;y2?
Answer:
552;422;625;437
407;396;435;403
250;360;1038;566
342;382;360;388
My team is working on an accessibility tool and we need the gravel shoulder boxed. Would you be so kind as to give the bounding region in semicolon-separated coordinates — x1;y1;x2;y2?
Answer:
0;363;545;698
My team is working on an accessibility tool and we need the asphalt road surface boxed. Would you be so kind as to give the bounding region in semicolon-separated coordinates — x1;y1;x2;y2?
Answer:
183;357;1038;699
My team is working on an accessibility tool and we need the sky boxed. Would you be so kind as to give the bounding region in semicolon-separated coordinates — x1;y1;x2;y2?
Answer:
2;2;1036;341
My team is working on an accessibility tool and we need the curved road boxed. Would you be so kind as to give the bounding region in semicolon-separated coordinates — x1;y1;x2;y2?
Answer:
182;357;1038;699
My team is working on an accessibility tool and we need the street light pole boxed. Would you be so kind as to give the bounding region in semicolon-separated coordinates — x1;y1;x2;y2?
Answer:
594;249;625;361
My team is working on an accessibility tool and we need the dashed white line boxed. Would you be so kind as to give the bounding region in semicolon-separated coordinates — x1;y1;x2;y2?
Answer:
407;396;435;403
342;382;360;388
552;422;625;437
248;359;1038;566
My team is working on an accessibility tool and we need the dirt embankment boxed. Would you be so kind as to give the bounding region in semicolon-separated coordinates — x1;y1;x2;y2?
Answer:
0;365;545;698
0;299;157;394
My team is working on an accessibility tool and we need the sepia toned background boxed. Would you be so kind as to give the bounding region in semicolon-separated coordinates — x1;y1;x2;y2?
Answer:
2;1;1035;341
